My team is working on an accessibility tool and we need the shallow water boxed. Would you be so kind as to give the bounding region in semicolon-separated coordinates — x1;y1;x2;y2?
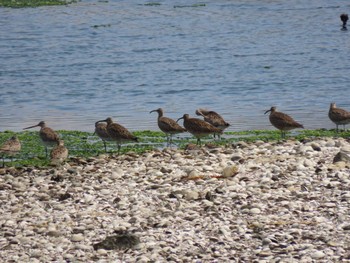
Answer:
1;0;350;132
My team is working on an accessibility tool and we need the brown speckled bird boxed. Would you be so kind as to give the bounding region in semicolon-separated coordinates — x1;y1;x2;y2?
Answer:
0;135;21;167
177;114;222;145
264;107;304;138
195;108;230;139
328;102;350;132
150;108;186;146
94;121;112;152
98;117;138;154
50;140;68;165
23;121;59;157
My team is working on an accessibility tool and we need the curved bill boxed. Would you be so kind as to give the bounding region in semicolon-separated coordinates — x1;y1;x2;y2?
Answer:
176;116;184;123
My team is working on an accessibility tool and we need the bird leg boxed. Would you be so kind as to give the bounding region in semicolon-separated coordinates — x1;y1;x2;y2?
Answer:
166;134;170;146
280;131;285;139
103;141;107;153
216;133;222;140
117;143;121;155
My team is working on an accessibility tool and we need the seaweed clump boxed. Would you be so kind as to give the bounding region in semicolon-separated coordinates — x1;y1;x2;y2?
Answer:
93;231;140;250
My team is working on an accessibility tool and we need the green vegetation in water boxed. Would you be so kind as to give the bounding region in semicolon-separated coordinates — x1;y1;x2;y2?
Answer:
174;4;206;8
0;129;348;168
143;2;161;6
92;24;112;28
0;0;77;8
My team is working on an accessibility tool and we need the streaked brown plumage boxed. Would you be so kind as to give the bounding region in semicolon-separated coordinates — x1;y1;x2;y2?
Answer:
23;121;59;157
264;107;304;138
195;108;230;138
328;102;350;131
50;140;68;165
176;114;222;145
0;135;21;167
98;117;138;154
94;121;112;152
150;108;186;145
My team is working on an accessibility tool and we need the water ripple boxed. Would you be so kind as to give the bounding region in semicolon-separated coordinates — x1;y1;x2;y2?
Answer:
0;0;350;132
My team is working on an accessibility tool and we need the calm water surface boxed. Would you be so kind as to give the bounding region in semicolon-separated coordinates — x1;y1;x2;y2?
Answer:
1;0;350;132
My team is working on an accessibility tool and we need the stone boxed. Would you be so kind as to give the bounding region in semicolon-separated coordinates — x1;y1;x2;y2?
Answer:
222;165;239;178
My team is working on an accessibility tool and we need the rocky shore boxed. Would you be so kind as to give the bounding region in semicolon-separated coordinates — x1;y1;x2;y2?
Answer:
1;137;350;262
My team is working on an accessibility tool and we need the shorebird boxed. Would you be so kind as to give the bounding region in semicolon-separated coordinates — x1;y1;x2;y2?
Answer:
0;135;21;167
98;117;138;154
340;13;348;30
150;108;186;145
94;121;112;152
264;107;304;138
23;121;59;157
328;102;350;132
176;114;222;145
50;140;68;165
195;108;230;139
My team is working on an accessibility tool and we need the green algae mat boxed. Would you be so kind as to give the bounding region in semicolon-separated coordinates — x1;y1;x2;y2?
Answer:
0;0;77;8
0;129;349;168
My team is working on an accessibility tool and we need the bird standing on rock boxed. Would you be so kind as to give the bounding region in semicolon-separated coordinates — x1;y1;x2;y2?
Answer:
150;108;186;146
23;121;59;158
264;107;304;138
177;114;222;145
98;117;138;154
328;102;350;132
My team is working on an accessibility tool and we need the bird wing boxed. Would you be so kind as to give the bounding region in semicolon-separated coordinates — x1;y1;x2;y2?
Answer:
41;127;60;142
0;141;13;152
204;112;229;127
330;108;350;122
95;124;111;140
159;117;186;133
186;118;222;133
0;139;21;152
51;145;68;159
271;112;303;129
109;123;137;140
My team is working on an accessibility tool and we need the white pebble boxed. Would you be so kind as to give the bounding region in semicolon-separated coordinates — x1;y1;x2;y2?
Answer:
311;251;325;259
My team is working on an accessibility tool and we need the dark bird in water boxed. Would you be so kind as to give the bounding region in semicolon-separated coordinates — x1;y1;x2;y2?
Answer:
264;107;304;138
340;13;348;30
23;121;59;158
328;102;350;132
150;108;186;146
177;114;222;145
195;108;230;139
98;117;138;154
